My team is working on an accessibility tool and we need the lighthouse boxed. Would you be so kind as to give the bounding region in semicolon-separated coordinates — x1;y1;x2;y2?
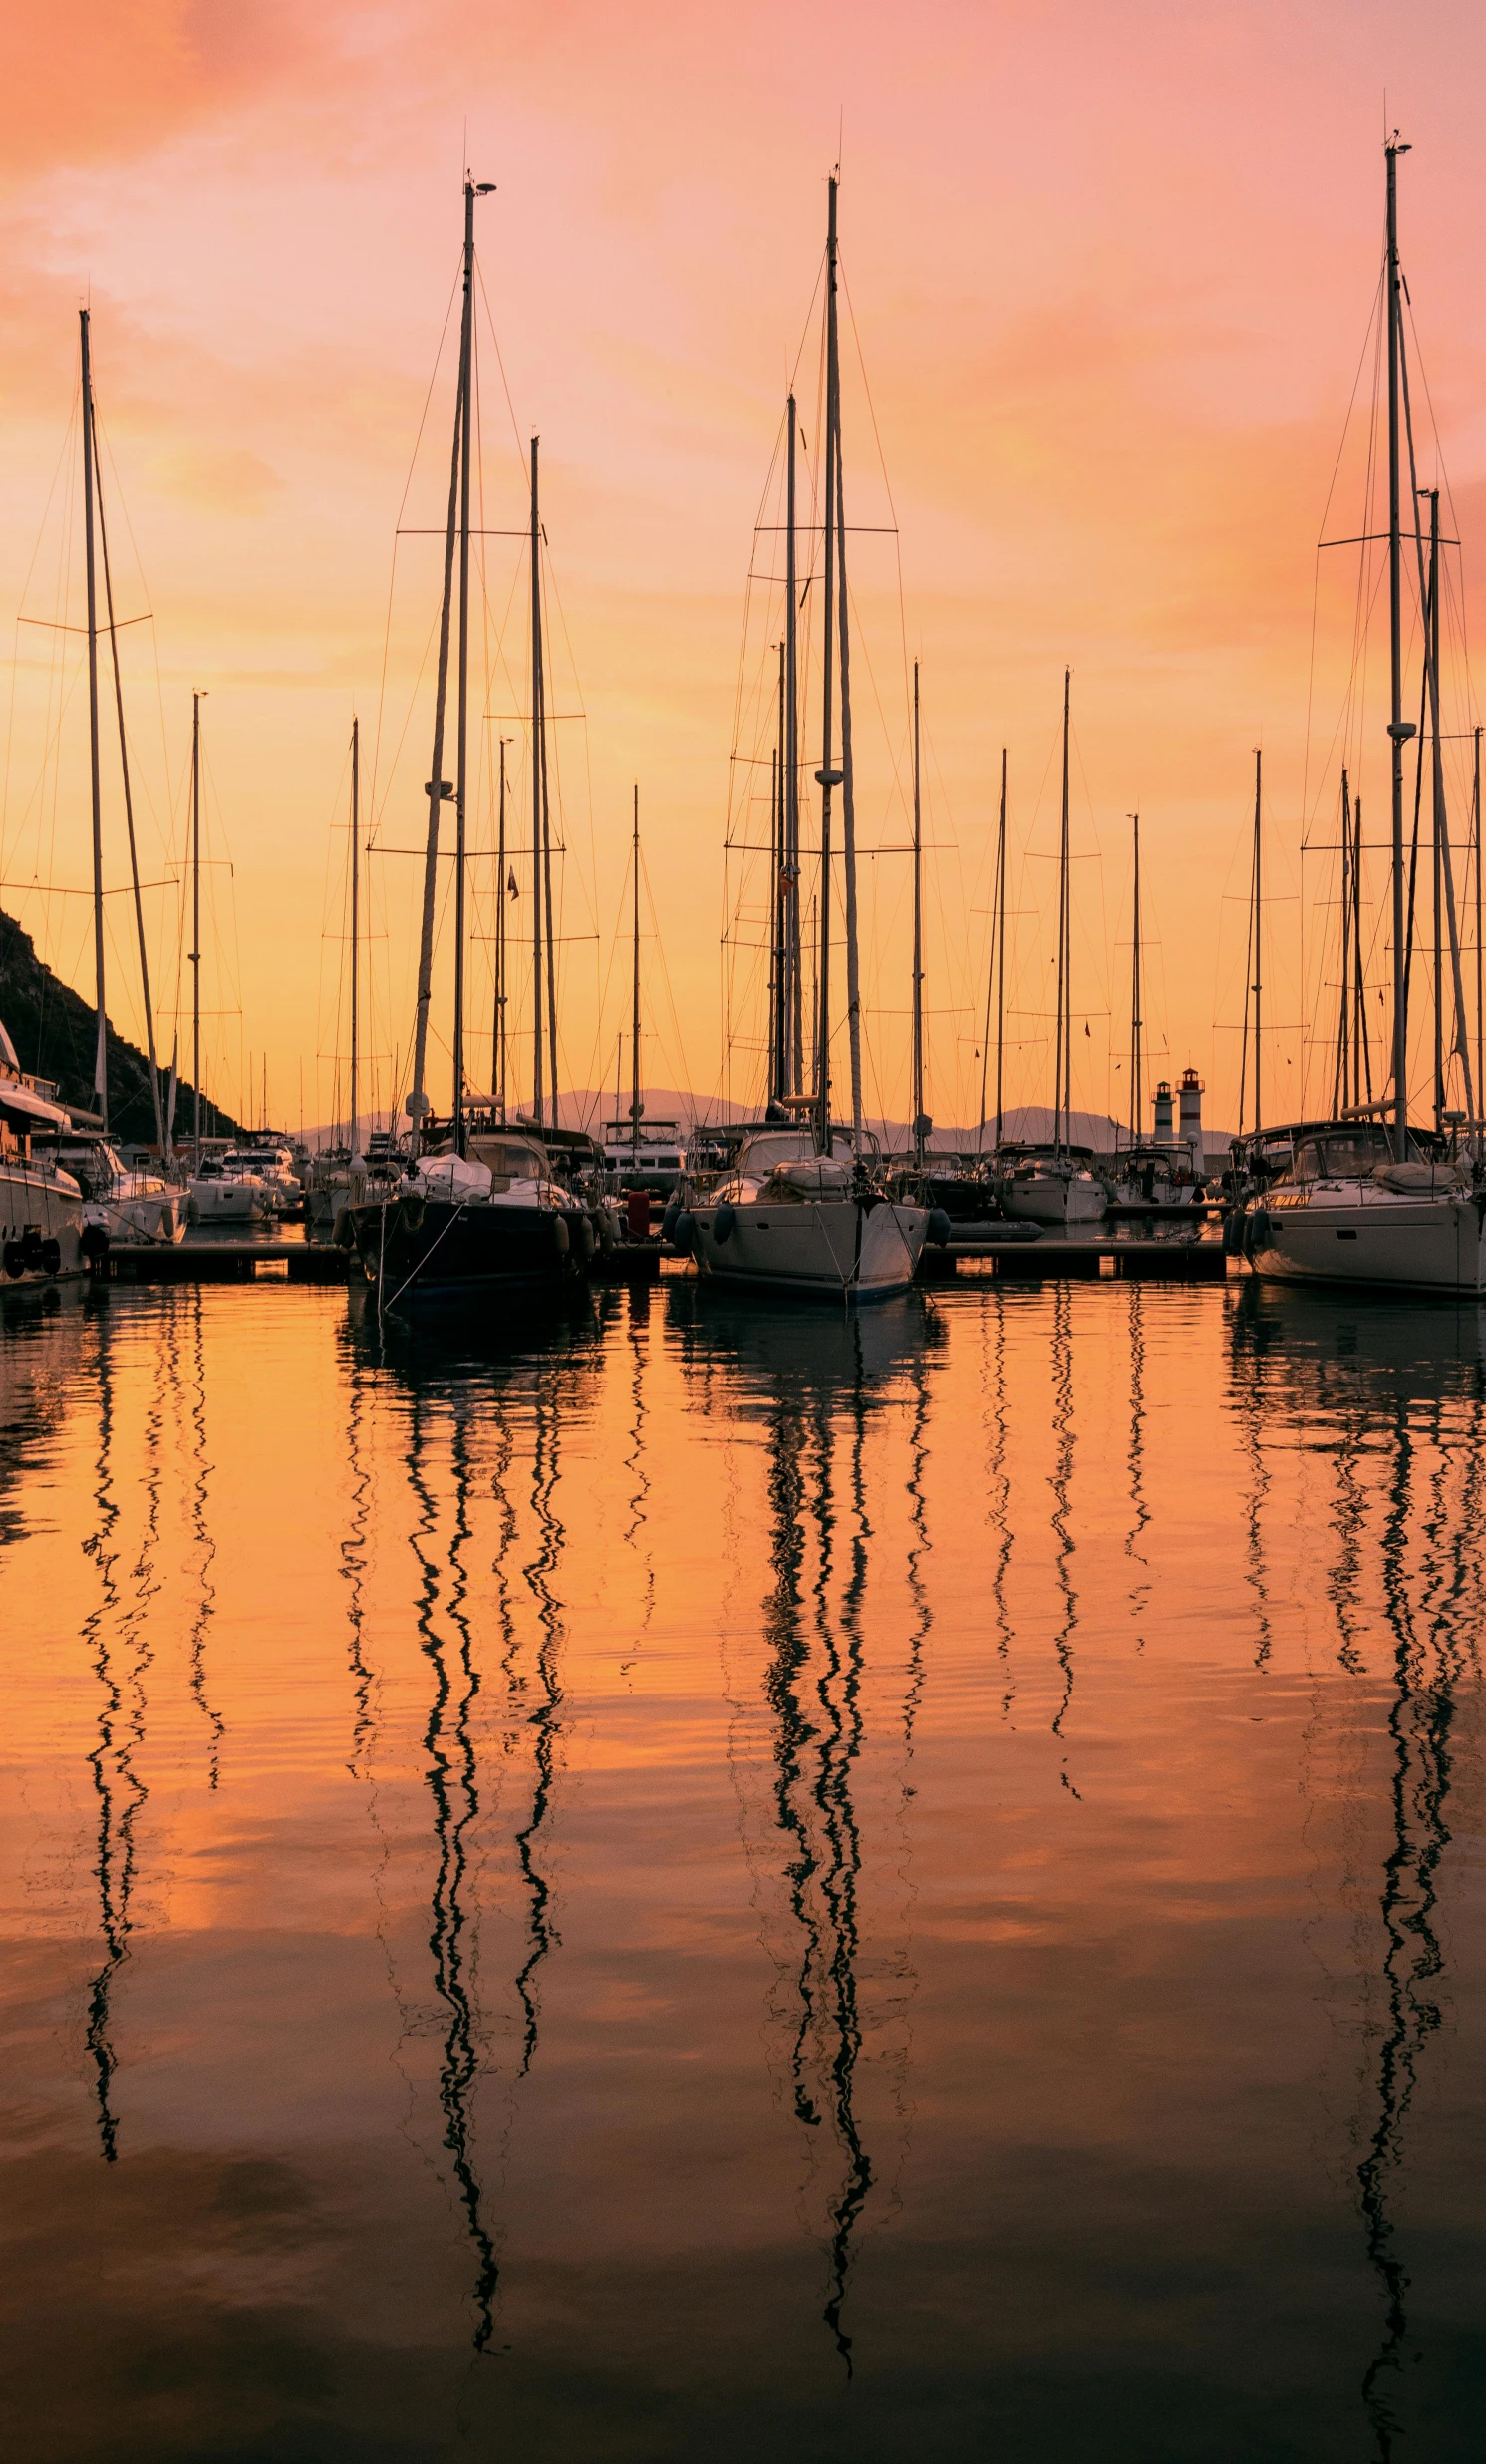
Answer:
1153;1079;1174;1138
1178;1068;1204;1179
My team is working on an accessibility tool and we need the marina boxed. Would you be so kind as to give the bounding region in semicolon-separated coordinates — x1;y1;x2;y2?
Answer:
5;24;1486;2460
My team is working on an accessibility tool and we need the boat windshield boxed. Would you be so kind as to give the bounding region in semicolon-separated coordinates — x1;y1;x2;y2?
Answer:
1286;1128;1401;1182
737;1131;833;1178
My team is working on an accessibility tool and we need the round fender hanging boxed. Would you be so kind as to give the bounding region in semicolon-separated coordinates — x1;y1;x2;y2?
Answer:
81;1223;110;1264
39;1239;62;1277
574;1214;596;1261
926;1208;953;1247
551;1214;570;1256
332;1207;357;1249
672;1210;695;1255
3;1241;26;1279
661;1201;681;1244
713;1201;738;1245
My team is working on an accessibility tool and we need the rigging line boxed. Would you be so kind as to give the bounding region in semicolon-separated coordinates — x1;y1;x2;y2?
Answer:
368;259;462;835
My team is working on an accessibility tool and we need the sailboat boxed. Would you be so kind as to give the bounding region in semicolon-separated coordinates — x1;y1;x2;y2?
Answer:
993;671;1106;1226
1236;139;1486;1294
684;176;928;1300
18;308;180;1263
344;180;592;1309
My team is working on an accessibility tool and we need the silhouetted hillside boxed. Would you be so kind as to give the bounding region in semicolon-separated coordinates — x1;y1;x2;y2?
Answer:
0;907;237;1144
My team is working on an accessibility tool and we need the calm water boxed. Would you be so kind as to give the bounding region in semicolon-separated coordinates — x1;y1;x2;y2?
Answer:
1;1273;1483;2460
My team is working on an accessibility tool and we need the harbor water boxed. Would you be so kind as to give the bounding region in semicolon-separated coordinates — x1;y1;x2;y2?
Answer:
1;1276;1483;2459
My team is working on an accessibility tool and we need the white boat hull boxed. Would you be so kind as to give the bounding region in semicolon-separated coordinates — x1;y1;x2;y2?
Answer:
87;1189;186;1246
1000;1173;1107;1226
1;1163;86;1286
1251;1185;1486;1294
190;1178;271;1224
691;1196;927;1298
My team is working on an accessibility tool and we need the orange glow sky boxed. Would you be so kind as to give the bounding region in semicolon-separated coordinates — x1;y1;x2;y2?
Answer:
4;1;1486;1139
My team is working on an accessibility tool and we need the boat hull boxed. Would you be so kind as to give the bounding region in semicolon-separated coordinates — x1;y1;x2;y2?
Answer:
1250;1187;1486;1294
690;1196;927;1299
1;1164;86;1288
88;1189;187;1246
1000;1174;1107;1226
346;1194;586;1306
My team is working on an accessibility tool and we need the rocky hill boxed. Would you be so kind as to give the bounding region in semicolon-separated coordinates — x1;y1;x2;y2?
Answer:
0;907;237;1144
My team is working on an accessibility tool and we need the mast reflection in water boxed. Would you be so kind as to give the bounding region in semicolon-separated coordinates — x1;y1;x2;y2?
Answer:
0;1279;1481;2457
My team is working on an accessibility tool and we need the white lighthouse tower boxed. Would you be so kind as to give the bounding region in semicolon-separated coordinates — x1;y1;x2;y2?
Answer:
1178;1068;1204;1179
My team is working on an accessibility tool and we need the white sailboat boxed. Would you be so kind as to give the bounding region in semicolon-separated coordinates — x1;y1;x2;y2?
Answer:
1238;138;1486;1297
685;175;927;1300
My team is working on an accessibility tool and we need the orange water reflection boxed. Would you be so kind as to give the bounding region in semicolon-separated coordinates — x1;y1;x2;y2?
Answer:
1;1277;1483;2459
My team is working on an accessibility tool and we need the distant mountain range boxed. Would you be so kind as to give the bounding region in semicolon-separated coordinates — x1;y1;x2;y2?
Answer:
0;907;236;1144
520;1091;1236;1157
303;1088;1234;1156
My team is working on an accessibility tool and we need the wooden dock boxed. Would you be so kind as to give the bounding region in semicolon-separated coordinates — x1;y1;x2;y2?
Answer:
100;1239;350;1284
924;1231;1227;1281
96;1230;1226;1290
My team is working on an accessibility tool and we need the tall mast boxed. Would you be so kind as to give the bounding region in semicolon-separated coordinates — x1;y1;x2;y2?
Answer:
1053;669;1070;1155
1336;770;1352;1113
1427;488;1443;1127
495;736;508;1120
80;311;107;1128
88;348;164;1150
530;436;546;1126
995;749;1008;1151
770;648;785;1101
408;208;466;1152
1476;726;1483;1129
1355;791;1372;1106
1129;810;1142;1141
190;691;202;1171
1421;482;1476;1129
911;660;924;1170
349;716;360;1158
784;394;801;1093
630;784;641;1157
1386;137;1413;1160
1252;748;1263;1134
452;176;475;1157
834;218;864;1159
814;176;841;1156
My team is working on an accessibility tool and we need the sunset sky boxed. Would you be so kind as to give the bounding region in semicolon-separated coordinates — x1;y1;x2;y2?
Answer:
4;0;1486;1139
